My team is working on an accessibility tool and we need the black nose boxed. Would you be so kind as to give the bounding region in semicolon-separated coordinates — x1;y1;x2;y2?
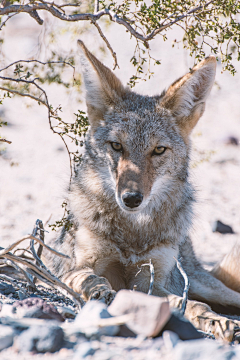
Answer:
122;192;143;209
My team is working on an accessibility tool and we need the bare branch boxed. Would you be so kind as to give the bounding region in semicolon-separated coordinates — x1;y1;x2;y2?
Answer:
0;59;75;74
0;235;69;258
3;258;36;290
92;20;119;70
94;0;99;14
1;251;85;306
0;138;11;144
0;0;215;44
0;274;29;297
29;9;43;25
135;259;154;295
175;257;189;316
0;12;18;31
0;86;46;106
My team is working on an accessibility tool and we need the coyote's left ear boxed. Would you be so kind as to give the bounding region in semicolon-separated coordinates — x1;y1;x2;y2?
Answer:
78;40;127;131
160;56;216;138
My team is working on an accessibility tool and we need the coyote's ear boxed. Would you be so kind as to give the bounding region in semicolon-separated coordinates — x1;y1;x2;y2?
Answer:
78;40;126;130
160;56;216;138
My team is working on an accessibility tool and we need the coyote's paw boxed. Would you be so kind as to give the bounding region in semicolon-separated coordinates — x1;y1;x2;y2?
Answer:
206;317;240;342
90;289;116;305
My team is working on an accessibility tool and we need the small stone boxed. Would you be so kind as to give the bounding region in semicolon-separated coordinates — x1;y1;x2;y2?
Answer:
223;136;239;146
15;324;64;353
13;297;64;322
160;313;203;341
0;303;15;317
72;301;119;337
163;330;180;350
57;305;76;319
108;290;171;337
212;220;234;234
73;342;95;359
0;282;16;296
0;325;15;351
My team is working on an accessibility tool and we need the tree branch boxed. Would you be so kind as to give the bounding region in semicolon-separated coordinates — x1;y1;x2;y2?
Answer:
92;20;119;70
0;138;12;144
0;0;215;45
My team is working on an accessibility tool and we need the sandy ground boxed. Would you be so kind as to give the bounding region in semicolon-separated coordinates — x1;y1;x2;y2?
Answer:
0;13;240;271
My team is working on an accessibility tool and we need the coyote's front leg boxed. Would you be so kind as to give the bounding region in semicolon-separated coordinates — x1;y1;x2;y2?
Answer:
62;268;116;305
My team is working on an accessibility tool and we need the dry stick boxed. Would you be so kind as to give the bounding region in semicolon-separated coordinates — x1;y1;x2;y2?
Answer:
92;20;119;70
135;259;154;295
0;138;11;144
0;235;69;258
1;251;85;307
175;257;189;316
3;259;36;290
0;59;75;75
0;274;29;298
30;219;43;284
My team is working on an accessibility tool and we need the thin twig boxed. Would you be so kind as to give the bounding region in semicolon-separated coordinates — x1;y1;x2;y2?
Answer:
0;138;11;144
0;86;46;106
135;259;154;295
0;235;69;258
94;0;99;14
92;20;119;70
3;259;36;290
0;12;17;30
0;274;29;297
0;59;75;74
1;251;85;306
175;257;189;316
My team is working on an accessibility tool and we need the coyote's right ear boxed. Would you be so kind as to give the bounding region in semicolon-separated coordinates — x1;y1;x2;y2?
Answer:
78;40;127;130
160;56;216;139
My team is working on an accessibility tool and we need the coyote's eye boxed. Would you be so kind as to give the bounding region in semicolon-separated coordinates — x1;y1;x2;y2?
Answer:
152;146;166;156
111;142;123;152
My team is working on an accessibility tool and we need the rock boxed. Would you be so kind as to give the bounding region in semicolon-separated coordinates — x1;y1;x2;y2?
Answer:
0;304;16;317
15;324;64;353
162;330;180;350
13;297;64;322
160;313;203;341
56;305;76;319
172;338;235;360
108;290;171;337
212;220;234;234
0;325;15;351
73;341;96;358
69;300;119;337
223;136;239;146
0;282;16;296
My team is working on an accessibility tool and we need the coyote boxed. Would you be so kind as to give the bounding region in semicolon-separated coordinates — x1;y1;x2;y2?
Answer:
49;40;240;341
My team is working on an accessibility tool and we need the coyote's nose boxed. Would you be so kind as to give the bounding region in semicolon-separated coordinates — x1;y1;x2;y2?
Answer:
122;192;143;209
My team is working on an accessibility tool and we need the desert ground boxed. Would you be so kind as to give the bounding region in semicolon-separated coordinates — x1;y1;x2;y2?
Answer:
0;10;240;359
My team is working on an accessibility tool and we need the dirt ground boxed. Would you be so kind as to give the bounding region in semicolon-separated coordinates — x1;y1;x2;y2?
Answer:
0;14;240;276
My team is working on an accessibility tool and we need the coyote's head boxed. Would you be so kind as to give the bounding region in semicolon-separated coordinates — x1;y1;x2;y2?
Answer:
78;40;216;214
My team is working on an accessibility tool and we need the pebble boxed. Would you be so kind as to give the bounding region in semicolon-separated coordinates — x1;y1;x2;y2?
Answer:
13;297;64;322
212;220;234;234
0;325;15;351
14;324;64;353
70;300;119;337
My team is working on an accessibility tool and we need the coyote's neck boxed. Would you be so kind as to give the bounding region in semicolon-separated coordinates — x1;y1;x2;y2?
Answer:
70;168;194;252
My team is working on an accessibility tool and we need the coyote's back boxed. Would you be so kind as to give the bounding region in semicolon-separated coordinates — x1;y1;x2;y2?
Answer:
47;41;240;342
